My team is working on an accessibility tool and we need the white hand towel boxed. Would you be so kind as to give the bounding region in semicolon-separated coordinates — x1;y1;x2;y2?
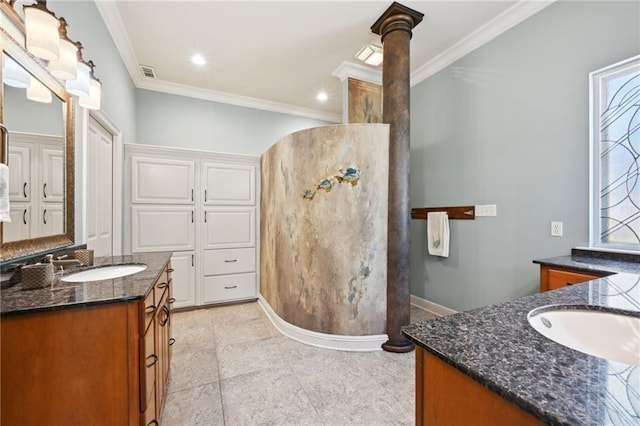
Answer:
427;212;449;257
0;163;10;223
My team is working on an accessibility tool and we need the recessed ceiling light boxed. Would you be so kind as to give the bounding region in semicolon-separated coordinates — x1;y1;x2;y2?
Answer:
316;92;328;102
355;44;383;67
191;54;206;66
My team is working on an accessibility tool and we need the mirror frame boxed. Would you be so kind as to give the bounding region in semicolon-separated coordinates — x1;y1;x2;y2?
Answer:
0;3;75;262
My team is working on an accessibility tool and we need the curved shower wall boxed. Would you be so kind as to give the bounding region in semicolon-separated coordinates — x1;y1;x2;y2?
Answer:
260;124;389;338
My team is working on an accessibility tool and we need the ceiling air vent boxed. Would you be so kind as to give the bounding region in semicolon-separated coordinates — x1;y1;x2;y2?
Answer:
140;65;156;79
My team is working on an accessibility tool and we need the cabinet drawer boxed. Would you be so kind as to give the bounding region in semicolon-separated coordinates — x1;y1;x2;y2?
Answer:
203;248;255;276
203;273;256;303
547;269;599;290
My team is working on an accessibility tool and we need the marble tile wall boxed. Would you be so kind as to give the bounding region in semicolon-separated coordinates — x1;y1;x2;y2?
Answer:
260;124;390;335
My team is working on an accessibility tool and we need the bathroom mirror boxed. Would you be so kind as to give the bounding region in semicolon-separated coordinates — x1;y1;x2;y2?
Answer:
0;5;75;261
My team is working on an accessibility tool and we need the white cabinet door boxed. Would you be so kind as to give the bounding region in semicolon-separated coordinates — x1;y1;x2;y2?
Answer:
39;204;64;237
8;144;31;202
40;145;64;203
170;251;196;309
202;163;255;205
132;206;195;252
4;205;30;242
131;156;195;204
203;207;255;249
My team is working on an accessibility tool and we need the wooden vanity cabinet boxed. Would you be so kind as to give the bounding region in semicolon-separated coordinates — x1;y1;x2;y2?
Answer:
416;348;543;425
0;263;173;426
539;265;609;292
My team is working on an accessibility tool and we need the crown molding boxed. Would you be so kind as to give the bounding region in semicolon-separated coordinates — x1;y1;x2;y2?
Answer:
332;61;382;85
410;0;556;86
138;78;341;123
94;0;339;123
94;0;143;86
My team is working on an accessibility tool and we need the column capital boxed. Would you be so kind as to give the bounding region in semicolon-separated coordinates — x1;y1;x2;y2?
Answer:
370;2;424;41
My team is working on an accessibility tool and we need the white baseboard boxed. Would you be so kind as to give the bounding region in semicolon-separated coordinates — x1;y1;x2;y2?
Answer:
258;295;388;352
410;295;457;317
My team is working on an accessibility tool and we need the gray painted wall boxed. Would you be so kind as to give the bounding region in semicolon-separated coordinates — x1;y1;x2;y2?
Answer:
135;89;333;156
409;0;640;312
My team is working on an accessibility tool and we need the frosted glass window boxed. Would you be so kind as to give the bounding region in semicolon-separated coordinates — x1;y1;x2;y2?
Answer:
590;55;640;251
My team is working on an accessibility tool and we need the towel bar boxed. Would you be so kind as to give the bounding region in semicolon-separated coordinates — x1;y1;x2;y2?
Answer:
411;206;475;220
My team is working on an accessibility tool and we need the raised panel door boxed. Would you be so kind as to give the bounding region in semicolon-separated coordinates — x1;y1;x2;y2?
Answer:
4;204;30;242
8;144;31;202
40;144;64;203
39;203;64;237
131;156;195;205
132;206;195;252
169;251;196;309
203;207;255;249
202;162;255;205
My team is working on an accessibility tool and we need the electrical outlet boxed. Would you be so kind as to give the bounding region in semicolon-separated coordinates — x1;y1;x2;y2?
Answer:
551;221;563;237
475;204;497;217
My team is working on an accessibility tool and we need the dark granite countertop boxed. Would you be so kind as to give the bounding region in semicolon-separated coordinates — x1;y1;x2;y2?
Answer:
533;248;640;276
1;252;172;316
403;252;640;425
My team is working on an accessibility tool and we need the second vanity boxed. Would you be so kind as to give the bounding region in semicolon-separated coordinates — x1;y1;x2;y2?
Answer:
403;251;640;425
0;252;173;426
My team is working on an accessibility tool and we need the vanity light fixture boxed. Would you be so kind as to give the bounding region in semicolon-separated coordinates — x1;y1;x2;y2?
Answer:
23;0;60;61
65;42;91;98
26;77;52;103
49;18;78;81
78;61;101;110
2;55;31;88
355;44;383;67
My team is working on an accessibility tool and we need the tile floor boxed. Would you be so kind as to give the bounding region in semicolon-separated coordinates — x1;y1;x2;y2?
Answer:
160;302;436;426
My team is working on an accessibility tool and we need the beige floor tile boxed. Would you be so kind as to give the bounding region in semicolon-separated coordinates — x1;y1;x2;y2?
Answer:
213;316;280;349
220;367;322;426
168;348;219;394
216;334;304;380
208;301;264;326
160;382;224;426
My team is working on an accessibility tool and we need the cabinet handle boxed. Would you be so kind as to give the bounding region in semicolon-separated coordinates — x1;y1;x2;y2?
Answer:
148;421;159;426
43;209;47;224
191;254;194;267
169;338;176;346
22;209;27;224
42;183;47;198
191;188;194;202
224;259;237;263
224;285;238;289
168;268;175;273
146;304;156;315
23;182;27;198
204;189;207;202
157;282;169;289
160;306;169;326
191;210;194;223
146;353;158;368
169;297;176;304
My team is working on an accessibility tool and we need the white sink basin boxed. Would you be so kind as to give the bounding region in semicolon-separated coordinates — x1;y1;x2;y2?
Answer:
61;264;147;283
528;306;640;366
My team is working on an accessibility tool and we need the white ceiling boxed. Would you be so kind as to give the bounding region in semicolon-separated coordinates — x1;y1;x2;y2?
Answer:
97;1;553;122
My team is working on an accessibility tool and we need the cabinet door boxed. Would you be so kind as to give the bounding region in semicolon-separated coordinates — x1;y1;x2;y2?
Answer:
132;206;196;252
40;144;64;203
169;251;196;309
203;207;255;249
131;156;195;205
8;144;31;202
202;162;255;205
39;203;64;237
4;205;31;242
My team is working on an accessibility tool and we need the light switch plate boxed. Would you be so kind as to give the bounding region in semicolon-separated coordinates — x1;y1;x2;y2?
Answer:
475;204;497;217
